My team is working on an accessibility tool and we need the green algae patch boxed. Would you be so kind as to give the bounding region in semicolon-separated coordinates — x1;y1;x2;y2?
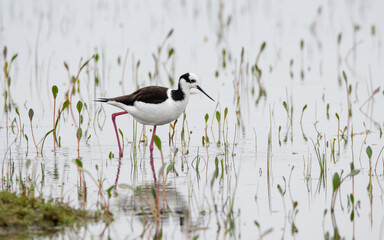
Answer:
0;191;101;238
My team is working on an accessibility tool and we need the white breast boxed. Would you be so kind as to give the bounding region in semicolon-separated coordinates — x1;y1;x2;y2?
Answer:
108;89;189;126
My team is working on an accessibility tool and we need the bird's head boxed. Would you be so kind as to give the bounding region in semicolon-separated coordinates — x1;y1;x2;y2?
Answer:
179;73;214;101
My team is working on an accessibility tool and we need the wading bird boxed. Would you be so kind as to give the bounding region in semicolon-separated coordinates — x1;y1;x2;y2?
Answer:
96;73;214;158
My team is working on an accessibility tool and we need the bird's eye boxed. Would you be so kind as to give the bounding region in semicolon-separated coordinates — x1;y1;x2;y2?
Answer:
191;79;196;83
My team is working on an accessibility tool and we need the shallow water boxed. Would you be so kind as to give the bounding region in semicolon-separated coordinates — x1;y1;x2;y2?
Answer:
1;0;384;239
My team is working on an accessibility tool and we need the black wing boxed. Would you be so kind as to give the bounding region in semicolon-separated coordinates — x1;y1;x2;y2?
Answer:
96;86;169;106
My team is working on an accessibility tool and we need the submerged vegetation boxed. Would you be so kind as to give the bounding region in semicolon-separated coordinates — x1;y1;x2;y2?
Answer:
0;191;100;238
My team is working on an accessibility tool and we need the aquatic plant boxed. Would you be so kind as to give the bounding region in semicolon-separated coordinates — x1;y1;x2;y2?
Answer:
202;113;209;146
169;119;177;146
300;105;308;141
283;96;293;142
342;71;352;141
64;56;93;125
216;110;221;145
52;85;58;153
312;137;327;191
73;158;87;209
152;29;174;81
330;168;360;238
2;47;18;147
53;100;70;148
335;113;341;154
0;190;100;237
76;101;83;156
28;108;38;155
253;42;267;104
337;33;342;85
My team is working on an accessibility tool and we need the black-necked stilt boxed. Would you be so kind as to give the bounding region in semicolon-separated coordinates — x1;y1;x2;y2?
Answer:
96;73;214;158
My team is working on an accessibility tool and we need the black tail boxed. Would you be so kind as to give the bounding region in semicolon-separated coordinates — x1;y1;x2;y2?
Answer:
94;98;109;103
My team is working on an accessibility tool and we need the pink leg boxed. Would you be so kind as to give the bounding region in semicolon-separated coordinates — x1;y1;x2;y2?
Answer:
149;125;157;183
114;157;122;188
149;125;157;155
150;152;157;184
112;111;128;158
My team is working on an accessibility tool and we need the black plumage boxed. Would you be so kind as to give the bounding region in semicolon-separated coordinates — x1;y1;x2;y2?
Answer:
96;86;169;105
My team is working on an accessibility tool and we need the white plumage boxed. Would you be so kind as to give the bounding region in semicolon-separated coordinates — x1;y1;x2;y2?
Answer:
96;72;213;158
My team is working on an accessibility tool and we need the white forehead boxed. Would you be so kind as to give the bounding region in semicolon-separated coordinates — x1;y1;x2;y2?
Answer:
188;73;198;81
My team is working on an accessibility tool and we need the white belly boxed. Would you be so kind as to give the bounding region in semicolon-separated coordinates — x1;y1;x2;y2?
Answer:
108;96;189;126
130;99;187;125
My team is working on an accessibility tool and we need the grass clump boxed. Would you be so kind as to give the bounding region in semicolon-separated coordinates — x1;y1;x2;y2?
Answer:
0;191;100;238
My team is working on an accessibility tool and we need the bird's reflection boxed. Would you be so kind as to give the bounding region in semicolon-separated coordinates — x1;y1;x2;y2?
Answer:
114;147;188;230
118;184;187;221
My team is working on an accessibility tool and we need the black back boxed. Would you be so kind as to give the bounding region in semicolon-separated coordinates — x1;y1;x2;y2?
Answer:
96;74;193;105
110;86;169;105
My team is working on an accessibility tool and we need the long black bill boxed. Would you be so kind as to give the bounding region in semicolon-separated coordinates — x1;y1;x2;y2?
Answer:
196;85;214;102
